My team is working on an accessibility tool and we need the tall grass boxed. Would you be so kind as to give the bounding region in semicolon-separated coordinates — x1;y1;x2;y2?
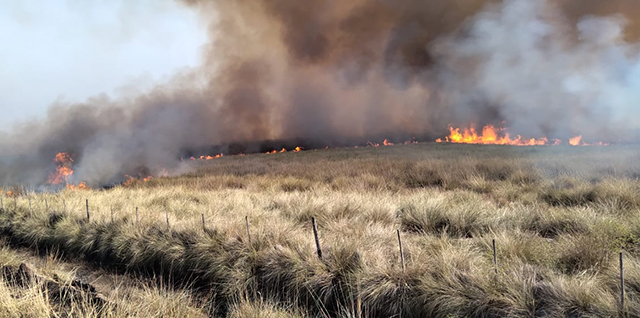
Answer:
0;143;639;317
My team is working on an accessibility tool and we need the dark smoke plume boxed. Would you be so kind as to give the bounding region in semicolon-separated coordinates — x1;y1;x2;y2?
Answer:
2;0;640;187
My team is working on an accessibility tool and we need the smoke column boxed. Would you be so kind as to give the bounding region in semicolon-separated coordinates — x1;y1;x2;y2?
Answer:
1;0;640;187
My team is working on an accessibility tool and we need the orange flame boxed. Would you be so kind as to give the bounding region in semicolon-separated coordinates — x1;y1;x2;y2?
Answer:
123;174;154;187
46;152;90;189
264;147;302;154
67;182;88;190
567;135;609;146
48;152;74;185
439;125;553;145
123;175;135;187
569;136;582;146
437;125;607;146
191;153;224;161
191;147;305;159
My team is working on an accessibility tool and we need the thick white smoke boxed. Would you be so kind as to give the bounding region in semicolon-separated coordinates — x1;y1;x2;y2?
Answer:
433;0;640;141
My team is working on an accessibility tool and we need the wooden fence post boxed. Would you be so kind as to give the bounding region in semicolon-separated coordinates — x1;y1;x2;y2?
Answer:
312;217;322;259
356;279;363;318
397;229;405;272
621;252;625;317
201;213;205;232
85;199;90;221
493;239;498;275
135;207;139;227
245;215;251;244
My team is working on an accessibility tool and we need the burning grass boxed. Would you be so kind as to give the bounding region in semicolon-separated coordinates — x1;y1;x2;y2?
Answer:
1;143;640;317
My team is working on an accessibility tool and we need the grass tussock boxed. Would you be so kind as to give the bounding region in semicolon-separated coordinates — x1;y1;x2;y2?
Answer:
398;192;494;237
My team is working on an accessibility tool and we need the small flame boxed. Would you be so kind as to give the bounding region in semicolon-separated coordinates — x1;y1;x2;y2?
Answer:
191;153;224;160
123;175;135;187
569;136;582;146
367;138;415;147
67;182;88;190
123;174;154;187
191;147;303;159
567;135;609;146
264;147;302;154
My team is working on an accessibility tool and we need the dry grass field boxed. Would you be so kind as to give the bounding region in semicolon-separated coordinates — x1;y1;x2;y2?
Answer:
1;143;640;317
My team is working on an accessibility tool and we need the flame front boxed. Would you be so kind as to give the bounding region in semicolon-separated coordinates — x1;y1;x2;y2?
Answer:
436;125;555;146
436;125;606;146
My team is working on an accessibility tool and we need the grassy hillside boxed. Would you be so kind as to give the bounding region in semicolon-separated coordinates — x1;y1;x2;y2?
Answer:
1;143;640;317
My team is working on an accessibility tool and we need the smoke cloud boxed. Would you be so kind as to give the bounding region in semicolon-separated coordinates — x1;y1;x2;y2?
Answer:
1;0;640;187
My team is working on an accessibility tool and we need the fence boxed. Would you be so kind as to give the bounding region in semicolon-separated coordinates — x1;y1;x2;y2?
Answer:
0;193;630;316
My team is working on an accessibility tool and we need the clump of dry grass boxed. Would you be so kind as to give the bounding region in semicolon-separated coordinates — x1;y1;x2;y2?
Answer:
518;206;592;238
397;192;495;237
539;177;640;210
227;298;307;318
0;245;210;318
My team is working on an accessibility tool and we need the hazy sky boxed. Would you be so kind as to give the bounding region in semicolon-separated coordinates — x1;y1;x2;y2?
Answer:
0;0;207;128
